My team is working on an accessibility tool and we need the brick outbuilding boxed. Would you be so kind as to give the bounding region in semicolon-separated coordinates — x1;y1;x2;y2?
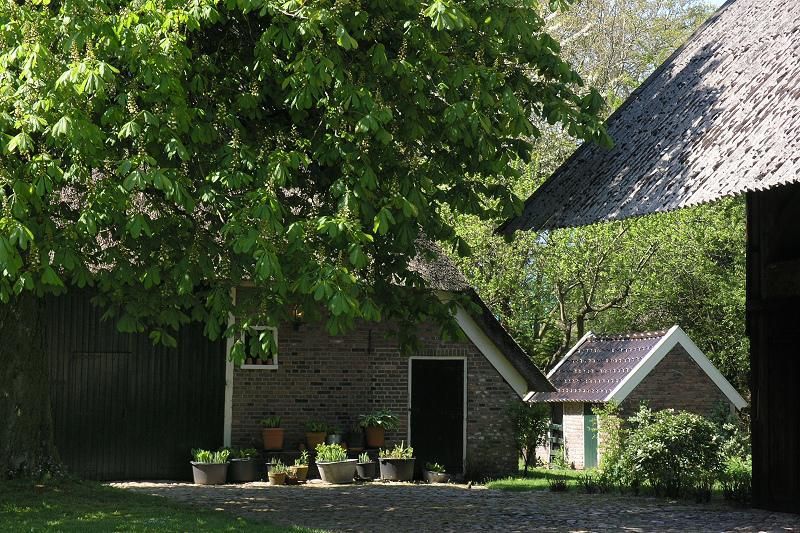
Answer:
226;248;554;480
529;326;747;469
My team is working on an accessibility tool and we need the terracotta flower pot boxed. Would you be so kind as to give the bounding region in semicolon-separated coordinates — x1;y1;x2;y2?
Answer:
305;431;326;450
268;471;286;486
261;428;285;451
288;464;309;482
364;426;385;448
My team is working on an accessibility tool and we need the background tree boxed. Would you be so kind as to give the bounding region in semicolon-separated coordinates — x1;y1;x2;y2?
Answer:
450;0;749;393
0;0;608;477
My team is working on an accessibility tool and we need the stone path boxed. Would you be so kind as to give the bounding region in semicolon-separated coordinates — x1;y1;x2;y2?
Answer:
112;481;800;532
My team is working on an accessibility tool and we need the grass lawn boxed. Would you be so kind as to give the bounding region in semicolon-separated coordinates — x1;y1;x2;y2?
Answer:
0;480;321;532
486;467;587;492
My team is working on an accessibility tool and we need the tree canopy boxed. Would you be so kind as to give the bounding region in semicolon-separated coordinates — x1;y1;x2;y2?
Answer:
450;0;748;391
0;0;609;354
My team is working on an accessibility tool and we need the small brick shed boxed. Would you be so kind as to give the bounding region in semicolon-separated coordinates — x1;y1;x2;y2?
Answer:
226;249;554;480
530;325;747;469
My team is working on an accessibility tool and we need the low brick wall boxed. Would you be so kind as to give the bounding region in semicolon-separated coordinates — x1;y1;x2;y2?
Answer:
231;317;522;479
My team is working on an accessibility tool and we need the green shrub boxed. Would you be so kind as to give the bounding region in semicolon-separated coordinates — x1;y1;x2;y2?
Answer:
507;401;550;475
315;443;348;463
619;407;722;497
721;455;752;505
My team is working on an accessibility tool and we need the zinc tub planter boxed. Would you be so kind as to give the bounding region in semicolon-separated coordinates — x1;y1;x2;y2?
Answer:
379;458;415;482
191;462;229;485
316;459;357;484
228;458;260;483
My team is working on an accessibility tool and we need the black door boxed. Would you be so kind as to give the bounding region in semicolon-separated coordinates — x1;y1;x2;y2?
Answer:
410;359;465;475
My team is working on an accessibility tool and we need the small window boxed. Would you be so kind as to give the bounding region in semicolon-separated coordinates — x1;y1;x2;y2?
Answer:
240;326;278;369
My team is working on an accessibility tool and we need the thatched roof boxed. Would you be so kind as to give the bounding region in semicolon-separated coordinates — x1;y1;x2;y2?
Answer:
411;240;555;392
500;0;800;232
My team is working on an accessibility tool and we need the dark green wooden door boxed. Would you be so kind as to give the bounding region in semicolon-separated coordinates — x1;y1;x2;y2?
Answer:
410;359;465;475
47;291;226;480
583;404;598;469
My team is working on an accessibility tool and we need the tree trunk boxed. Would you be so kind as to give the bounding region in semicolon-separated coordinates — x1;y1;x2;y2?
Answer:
0;292;60;479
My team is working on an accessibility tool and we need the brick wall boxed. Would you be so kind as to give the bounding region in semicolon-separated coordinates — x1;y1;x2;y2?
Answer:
230;316;523;479
620;345;733;417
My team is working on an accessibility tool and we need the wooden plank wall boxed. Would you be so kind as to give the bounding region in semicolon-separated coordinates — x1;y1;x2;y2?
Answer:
747;187;800;512
46;291;226;480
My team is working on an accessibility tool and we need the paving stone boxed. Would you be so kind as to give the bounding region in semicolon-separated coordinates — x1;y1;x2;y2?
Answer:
110;481;800;533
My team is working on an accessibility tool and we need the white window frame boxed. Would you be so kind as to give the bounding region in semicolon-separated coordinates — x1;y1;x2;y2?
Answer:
239;325;279;370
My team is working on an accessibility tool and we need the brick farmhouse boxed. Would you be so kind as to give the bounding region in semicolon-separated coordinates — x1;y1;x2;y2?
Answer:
530;326;747;469
229;250;554;480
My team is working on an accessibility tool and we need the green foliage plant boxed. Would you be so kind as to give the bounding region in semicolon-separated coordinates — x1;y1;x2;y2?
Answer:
191;449;230;464
315;443;347;463
305;420;328;433
230;448;258;460
358;452;371;464
269;459;288;475
578;471;599;494
507;401;550;475
618;406;723;498
358;410;399;431
425;462;445;473
260;416;282;428
721;455;752;505
379;441;413;459
294;450;309;467
547;476;569;492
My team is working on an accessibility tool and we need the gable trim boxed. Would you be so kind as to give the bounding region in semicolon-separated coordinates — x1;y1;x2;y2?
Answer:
454;305;528;398
606;325;747;410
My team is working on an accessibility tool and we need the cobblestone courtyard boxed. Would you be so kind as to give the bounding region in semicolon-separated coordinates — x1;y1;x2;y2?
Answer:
113;481;799;532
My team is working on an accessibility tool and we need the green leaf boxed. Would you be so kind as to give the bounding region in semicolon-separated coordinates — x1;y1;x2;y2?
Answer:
335;25;358;50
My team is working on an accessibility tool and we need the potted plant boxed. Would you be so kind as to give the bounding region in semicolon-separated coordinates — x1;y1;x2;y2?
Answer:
228;448;261;483
356;451;376;480
359;410;399;448
190;448;230;485
378;441;415;482
260;416;284;451
423;461;451;484
268;459;288;486
305;420;327;450
287;450;310;483
315;443;356;484
326;427;343;445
